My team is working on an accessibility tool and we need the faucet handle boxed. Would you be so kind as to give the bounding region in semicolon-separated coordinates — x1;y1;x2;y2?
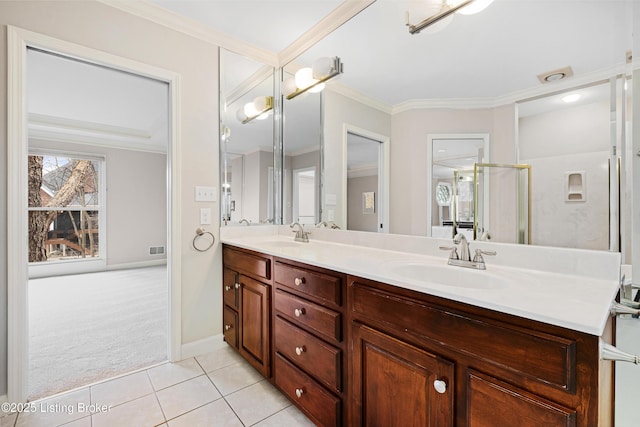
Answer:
473;248;496;263
439;245;459;260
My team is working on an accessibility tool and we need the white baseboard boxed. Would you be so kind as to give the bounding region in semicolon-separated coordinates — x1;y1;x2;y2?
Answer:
0;394;6;403
181;333;226;359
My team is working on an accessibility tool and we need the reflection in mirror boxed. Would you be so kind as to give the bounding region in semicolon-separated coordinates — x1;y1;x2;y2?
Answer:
282;68;322;226
293;0;632;248
346;132;382;232
219;49;275;226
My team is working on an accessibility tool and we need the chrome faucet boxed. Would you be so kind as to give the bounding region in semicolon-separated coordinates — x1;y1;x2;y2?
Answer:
440;233;496;270
239;218;250;226
290;222;310;242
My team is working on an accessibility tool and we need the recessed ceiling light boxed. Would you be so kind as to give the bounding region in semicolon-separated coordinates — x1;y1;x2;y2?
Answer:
562;93;581;103
537;66;574;84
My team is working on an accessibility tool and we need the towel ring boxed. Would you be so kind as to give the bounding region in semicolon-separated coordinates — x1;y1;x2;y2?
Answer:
193;227;215;252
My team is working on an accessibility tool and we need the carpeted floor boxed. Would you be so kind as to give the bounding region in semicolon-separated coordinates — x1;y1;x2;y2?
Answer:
28;265;168;400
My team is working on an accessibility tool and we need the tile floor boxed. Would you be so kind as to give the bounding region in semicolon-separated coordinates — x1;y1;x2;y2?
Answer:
0;345;315;427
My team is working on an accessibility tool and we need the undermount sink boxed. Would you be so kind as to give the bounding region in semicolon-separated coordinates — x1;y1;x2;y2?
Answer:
388;262;507;290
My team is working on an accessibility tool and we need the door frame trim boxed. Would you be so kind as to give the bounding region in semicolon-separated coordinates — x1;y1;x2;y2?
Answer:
7;26;182;402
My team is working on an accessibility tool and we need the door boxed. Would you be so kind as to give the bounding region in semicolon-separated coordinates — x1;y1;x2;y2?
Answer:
350;322;454;426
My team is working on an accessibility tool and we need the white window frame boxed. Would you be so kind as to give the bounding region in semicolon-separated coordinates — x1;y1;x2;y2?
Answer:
27;149;107;278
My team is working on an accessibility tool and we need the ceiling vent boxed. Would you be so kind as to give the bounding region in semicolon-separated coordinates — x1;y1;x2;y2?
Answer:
537;66;574;84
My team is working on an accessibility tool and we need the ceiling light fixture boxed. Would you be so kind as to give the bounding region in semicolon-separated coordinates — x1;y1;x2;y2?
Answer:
236;95;273;124
537;66;574;84
562;93;581;103
282;57;343;100
406;0;494;35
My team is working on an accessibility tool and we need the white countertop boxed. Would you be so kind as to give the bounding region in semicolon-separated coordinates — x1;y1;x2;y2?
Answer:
220;226;622;336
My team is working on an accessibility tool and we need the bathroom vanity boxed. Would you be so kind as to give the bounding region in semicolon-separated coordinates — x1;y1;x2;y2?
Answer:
220;227;621;426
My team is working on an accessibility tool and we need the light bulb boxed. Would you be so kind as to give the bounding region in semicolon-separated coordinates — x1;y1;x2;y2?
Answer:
407;0;453;34
256;112;270;120
281;78;297;97
244;102;258;117
447;0;494;15
562;93;581;103
308;83;325;93
312;57;334;79
236;108;248;122
253;96;268;111
295;67;317;89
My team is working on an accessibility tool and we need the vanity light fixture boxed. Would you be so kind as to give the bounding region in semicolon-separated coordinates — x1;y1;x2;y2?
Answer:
236;95;273;124
406;0;494;35
282;57;344;100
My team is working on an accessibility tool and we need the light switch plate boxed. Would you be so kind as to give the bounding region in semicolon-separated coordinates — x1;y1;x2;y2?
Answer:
200;208;211;225
195;186;216;202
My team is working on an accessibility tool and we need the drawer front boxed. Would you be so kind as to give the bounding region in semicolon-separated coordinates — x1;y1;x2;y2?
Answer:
351;280;576;392
223;246;270;280
223;267;239;309
275;316;342;392
223;306;238;349
275;289;341;343
275;261;341;305
275;354;341;427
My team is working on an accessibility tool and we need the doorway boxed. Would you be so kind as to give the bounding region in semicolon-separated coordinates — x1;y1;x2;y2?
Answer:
8;27;181;403
344;128;389;232
293;167;317;225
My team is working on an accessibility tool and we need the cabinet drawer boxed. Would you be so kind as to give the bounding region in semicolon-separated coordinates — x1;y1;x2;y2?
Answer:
223;267;239;309
223;306;238;349
351;280;576;392
275;316;342;392
275;354;341;427
223;247;270;280
275;289;341;342
275;261;341;305
467;370;576;426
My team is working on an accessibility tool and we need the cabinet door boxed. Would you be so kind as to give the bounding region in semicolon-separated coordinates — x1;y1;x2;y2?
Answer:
351;322;454;426
467;371;576;427
240;274;271;377
223;305;238;349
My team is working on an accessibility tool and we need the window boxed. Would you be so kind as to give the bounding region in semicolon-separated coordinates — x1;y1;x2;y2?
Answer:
28;152;105;264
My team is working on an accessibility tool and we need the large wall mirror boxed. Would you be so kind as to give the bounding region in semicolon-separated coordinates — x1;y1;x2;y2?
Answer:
219;48;275;226
286;0;634;253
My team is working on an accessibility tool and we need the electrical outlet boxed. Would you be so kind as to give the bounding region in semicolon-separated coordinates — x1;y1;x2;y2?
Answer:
200;208;211;225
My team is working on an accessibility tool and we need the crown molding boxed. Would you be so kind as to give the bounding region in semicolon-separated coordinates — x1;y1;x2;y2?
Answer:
98;0;278;66
328;82;392;114
278;0;375;66
226;64;274;107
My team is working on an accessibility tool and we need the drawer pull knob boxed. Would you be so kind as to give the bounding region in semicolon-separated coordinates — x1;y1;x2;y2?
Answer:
294;277;305;286
234;283;240;289
433;379;447;394
295;388;304;398
295;346;306;356
224;324;232;331
294;308;306;317
224;285;231;291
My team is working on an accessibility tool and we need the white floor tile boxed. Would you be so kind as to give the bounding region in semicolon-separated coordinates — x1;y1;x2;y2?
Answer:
147;358;204;391
90;371;154;408
156;375;221;420
0;413;17;427
16;388;91;427
225;380;291;426
167;400;243;427
207;361;263;396
91;394;165;427
254;405;316;426
58;416;91;427
195;346;244;373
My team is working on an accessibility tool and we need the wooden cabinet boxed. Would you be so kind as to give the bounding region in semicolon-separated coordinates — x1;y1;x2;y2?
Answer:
273;259;347;426
348;275;610;427
222;246;272;377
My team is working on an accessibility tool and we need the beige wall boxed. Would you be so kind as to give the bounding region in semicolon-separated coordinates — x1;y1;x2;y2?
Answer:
348;175;379;232
1;0;221;395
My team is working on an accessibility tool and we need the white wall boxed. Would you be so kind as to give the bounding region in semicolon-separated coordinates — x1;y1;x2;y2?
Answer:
323;90;391;228
1;0;221;396
519;101;609;249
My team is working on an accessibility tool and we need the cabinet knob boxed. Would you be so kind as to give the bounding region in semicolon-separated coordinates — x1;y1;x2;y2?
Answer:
295;346;306;356
433;379;447;394
224;285;231;291
294;277;305;286
295;388;304;398
294;308;306;317
234;283;240;289
224;324;232;331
